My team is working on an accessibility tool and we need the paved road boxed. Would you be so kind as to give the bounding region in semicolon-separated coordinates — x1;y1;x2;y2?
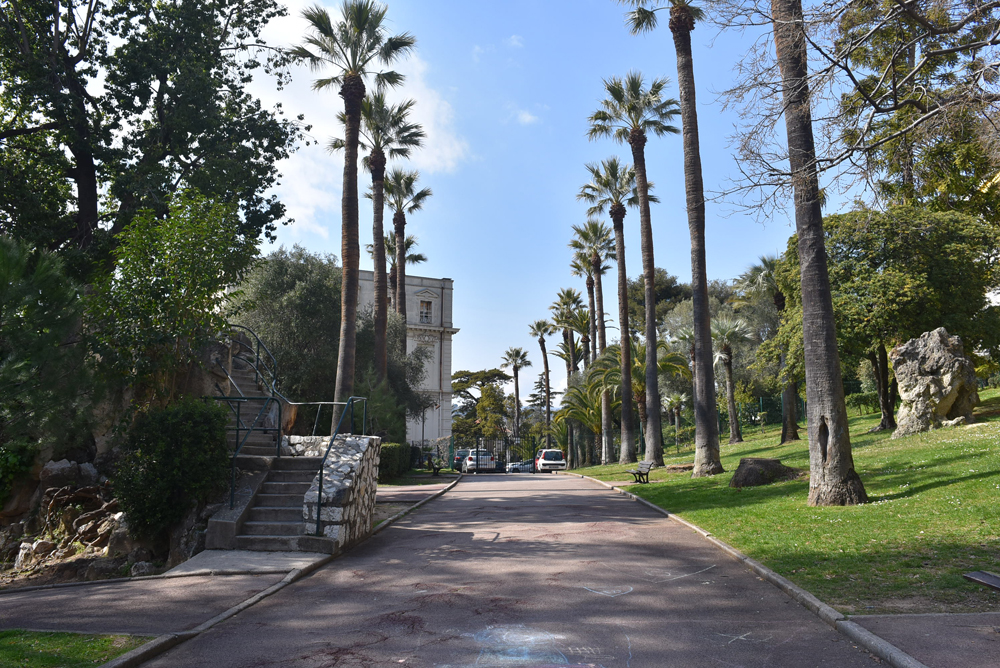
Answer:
146;474;881;667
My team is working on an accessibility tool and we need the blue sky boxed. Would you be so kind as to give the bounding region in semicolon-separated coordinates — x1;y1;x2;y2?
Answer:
254;1;798;395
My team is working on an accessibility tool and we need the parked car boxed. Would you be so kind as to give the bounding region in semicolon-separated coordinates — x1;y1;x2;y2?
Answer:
462;449;495;473
452;449;470;471
506;460;533;473
534;449;566;473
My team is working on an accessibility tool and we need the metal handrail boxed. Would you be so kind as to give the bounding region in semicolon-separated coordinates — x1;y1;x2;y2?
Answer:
208;395;283;508
314;396;368;536
229;323;279;395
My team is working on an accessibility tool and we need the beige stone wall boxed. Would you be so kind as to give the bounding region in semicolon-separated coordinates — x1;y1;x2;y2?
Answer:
301;435;380;550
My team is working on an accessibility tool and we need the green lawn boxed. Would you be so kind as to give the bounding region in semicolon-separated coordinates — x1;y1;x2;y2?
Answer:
0;630;149;667
574;388;1000;614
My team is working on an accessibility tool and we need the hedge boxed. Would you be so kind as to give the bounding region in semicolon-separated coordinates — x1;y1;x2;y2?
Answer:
378;442;410;483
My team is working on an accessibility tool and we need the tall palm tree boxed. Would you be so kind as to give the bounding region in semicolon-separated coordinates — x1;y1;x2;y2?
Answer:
291;1;414;402
570;219;615;463
588;72;679;469
711;316;752;444
736;254;800;443
620;0;723;478
500;347;532;437
569;255;597;366
384;168;431;321
551;288;585;467
366;233;427;312
663;392;688;453
578;158;641;464
331;93;425;383
593;340;689;465
771;0;867;505
529;319;557;447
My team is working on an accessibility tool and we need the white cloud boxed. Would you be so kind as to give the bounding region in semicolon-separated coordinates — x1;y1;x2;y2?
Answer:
505;35;524;48
504;103;541;126
387;55;470;173
472;44;494;63
517;110;539;125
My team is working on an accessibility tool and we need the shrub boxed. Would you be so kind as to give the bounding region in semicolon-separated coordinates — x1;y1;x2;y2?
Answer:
113;399;229;538
846;392;879;416
378;442;410;483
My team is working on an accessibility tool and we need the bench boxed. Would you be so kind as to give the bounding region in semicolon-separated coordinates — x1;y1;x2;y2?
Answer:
626;461;654;484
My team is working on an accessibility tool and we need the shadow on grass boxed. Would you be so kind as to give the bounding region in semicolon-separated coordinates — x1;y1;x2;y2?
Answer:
870;469;1000;502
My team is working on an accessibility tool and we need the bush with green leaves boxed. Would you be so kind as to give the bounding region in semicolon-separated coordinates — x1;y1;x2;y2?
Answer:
0;236;92;503
113;399;229;538
377;442;410;483
87;190;256;406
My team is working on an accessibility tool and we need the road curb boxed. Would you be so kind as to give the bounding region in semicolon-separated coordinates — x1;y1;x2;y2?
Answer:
570;472;930;668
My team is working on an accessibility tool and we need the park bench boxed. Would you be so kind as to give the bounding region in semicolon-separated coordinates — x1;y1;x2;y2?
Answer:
626;461;654;484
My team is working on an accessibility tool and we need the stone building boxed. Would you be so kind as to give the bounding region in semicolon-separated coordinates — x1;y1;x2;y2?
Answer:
357;271;457;443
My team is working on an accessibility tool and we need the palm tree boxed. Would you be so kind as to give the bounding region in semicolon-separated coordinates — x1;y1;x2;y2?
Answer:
384;168;431;320
529;319;557;447
593;340;689;465
619;0;723;478
711;316;752;444
663;392;689;453
550;288;586;467
736;254;800;443
331;93;425;383
500;347;532;437
291;1;414;402
771;0;867;505
570;219;615;464
569;255;597;366
589;72;679;471
577;158;641;464
366;233;427;312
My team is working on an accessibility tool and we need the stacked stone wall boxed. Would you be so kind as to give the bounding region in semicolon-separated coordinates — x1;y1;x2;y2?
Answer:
301;435;380;550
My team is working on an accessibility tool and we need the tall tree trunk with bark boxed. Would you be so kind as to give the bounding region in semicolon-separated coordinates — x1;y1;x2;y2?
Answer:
593;260;613;464
629;129;663;466
335;73;365;404
538;338;552;447
586;274;596;365
611;205;637;464
870;343;896;431
394;211;407;320
512;367;522;437
723;352;743;443
369;148;389;383
771;0;867;505
671;5;722;476
780;359;801;443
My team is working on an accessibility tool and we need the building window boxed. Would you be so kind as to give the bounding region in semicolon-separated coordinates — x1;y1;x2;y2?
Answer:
419;300;433;324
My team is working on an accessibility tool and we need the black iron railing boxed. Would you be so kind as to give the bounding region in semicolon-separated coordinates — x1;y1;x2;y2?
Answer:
314;396;368;537
207;395;283;508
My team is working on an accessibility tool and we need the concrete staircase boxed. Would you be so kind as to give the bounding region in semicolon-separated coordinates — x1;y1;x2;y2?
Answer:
225;359;279;460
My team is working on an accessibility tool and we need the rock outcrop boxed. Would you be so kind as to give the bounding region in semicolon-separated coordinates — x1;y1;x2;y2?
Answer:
729;458;800;488
890;328;979;438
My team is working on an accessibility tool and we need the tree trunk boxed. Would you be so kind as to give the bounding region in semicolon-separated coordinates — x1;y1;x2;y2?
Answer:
771;0;867;505
674;407;681;452
334;73;365;404
369;148;388;383
394;211;407;320
513;368;521;437
671;9;722;477
629;130;664;467
724;355;743;443
539;338;552;447
870;343;897;431
610;206;637;464
70;142;99;250
781;374;801;443
594;265;614;465
388;265;397;312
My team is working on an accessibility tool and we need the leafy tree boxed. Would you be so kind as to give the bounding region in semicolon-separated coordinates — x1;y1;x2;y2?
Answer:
626;268;692;338
88;190;256;407
333;93;425;383
0;0;301;267
451;368;511;446
589;71;680;473
771;0;867;505
577;157;641;463
500;347;532;437
0;237;91;503
291;0;414;403
712;316;752;444
384;169;432;320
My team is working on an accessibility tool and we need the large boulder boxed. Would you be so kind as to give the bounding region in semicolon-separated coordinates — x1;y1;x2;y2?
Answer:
39;459;79;491
890;328;979;438
729;458;800;488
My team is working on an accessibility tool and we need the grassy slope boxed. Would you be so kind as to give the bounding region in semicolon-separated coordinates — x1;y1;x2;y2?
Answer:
575;389;1000;614
0;630;148;667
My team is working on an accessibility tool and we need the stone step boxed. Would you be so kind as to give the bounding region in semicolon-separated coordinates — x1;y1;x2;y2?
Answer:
234;534;336;554
236;445;278;457
240;521;303;536
262;481;311;495
254;493;303;507
268;469;317;483
248;506;302;523
233;454;272;471
273;457;324;471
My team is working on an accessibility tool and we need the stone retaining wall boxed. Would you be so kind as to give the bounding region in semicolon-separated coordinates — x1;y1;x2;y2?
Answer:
302;435;380;550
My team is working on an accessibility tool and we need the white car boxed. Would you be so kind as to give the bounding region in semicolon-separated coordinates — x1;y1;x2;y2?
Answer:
506;460;533;473
462;449;495;473
534;449;567;473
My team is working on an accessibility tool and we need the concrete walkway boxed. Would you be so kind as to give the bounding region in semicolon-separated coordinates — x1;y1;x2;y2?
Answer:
142;474;883;667
376;481;452;503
